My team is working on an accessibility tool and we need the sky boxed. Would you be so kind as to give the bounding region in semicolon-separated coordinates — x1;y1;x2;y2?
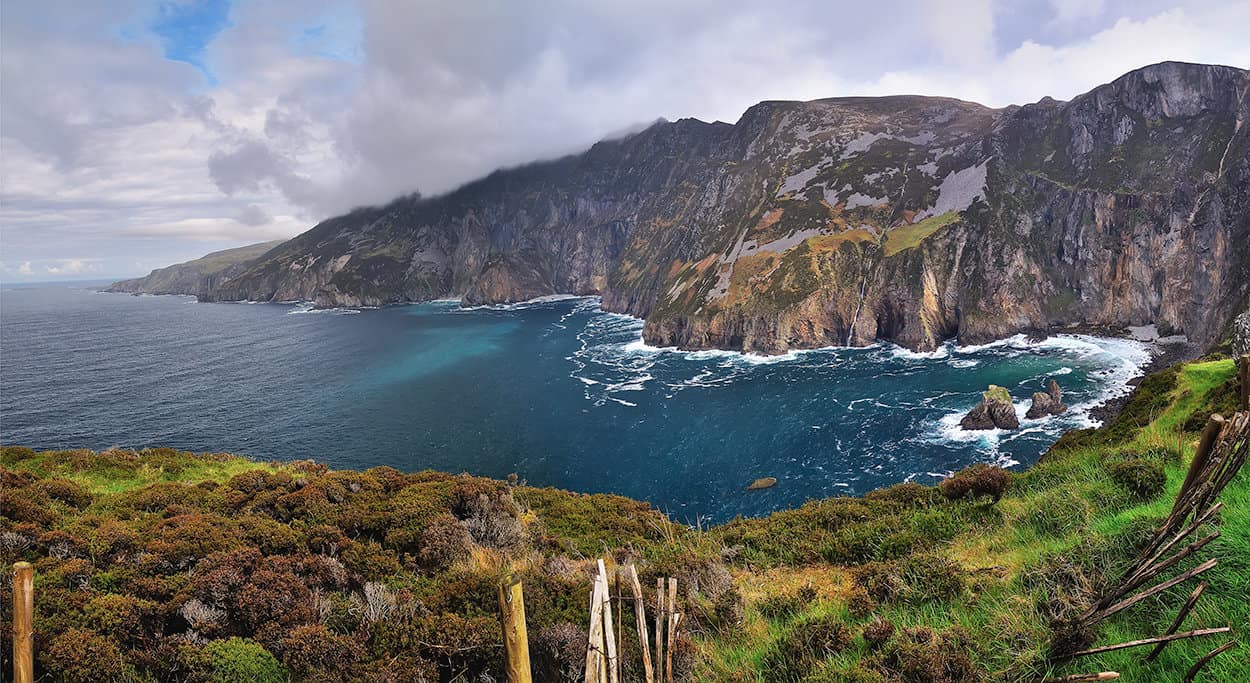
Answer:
1;1;1248;281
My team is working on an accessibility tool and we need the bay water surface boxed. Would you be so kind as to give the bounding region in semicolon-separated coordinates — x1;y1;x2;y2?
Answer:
0;283;1150;522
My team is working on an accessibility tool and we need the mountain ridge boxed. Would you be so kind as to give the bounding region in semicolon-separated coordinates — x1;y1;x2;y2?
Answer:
182;61;1247;353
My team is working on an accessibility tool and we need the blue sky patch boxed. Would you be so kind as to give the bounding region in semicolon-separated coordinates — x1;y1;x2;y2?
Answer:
149;0;232;83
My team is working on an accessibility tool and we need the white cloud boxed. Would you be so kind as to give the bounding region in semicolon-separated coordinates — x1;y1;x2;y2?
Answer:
17;261;33;276
44;259;99;276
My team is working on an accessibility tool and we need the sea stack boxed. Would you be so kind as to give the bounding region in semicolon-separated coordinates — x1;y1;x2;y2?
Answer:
960;385;1020;431
1025;380;1068;419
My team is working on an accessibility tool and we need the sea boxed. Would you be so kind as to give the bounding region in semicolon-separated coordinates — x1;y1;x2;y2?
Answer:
0;282;1151;523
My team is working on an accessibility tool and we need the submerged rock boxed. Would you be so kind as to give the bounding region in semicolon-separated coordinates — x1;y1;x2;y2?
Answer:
1026;380;1068;419
747;477;778;490
960;385;1019;430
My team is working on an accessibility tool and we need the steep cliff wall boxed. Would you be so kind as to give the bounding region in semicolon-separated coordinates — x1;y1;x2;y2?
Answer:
201;62;1250;352
106;241;284;296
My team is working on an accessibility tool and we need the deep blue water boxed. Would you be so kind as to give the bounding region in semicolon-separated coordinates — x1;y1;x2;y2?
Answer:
0;283;1149;522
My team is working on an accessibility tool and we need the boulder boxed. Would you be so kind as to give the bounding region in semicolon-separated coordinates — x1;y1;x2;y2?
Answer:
960;385;1019;430
1026;380;1068;419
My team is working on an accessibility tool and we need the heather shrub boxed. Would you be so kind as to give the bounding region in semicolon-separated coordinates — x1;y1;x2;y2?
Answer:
416;513;473;570
83;593;155;642
42;628;135;682
757;584;818;620
881;625;981;683
206;637;287;683
1108;457;1166;501
897;554;965;602
939;464;1010;503
341;539;402;580
761;613;853;681
864;481;936;507
533;622;586;682
281;624;367;682
862;618;895;648
35;478;92;508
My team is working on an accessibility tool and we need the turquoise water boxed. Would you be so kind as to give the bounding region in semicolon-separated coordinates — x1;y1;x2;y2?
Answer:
0;284;1149;522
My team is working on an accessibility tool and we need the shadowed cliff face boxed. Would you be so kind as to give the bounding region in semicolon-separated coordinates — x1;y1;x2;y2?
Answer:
200;62;1250;353
106;241;284;297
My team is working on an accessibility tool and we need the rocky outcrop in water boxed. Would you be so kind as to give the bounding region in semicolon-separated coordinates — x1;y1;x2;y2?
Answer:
961;385;1020;431
1026;380;1068;419
196;62;1250;354
107;241;284;296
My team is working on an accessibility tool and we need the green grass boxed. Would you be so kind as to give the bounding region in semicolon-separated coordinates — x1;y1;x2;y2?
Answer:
883;211;960;256
695;357;1248;681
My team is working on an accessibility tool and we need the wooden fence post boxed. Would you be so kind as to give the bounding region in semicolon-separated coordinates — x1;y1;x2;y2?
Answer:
665;578;678;683
627;566;655;683
584;577;606;683
498;573;532;683
598;561;619;683
654;578;665;683
13;562;34;683
1240;354;1249;412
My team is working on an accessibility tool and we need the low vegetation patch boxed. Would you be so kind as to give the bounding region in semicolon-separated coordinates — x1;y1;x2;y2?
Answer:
1;358;1246;681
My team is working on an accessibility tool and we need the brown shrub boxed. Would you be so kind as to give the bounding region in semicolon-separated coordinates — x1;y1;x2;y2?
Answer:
862;618;895;648
939;464;1010;503
761;614;853;680
281;624;367;682
304;524;349;556
342;539;401;580
883;625;982;683
235;568;315;632
532;622;586;682
417;513;473;571
36;478;92;508
42;628;135;682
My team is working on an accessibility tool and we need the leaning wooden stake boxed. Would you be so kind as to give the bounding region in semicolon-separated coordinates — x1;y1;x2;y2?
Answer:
1044;673;1120;682
1071;627;1231;658
665;578;678;683
655;578;665;683
12;562;34;683
1144;582;1207;662
598;562;619;683
1183;640;1236;683
584;577;606;683
498;574;533;683
627;566;655;683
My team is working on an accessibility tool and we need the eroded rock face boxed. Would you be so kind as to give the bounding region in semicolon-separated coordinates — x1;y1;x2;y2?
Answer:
1234;308;1250;366
961;386;1020;431
1026;380;1069;419
106;241;284;296
199;62;1250;354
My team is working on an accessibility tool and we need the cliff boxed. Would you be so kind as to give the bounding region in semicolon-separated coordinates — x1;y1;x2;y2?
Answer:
106;241;285;296
199;62;1250;353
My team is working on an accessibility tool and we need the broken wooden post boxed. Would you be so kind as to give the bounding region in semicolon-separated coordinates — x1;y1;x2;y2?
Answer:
597;561;619;683
584;576;606;683
613;568;623;683
1240;354;1249;412
497;573;533;683
627;566;655;683
654;578;665;683
1043;673;1120;682
1145;582;1206;662
1071;627;1231;658
12;562;34;683
1176;415;1226;511
665;578;678;683
1183;640;1236;683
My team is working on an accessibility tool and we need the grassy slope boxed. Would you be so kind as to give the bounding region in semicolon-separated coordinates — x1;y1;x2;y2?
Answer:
695;358;1247;681
2;360;1244;681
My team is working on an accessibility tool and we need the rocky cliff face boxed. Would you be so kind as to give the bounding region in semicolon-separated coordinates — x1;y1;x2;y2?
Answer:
107;241;284;296
200;62;1250;353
